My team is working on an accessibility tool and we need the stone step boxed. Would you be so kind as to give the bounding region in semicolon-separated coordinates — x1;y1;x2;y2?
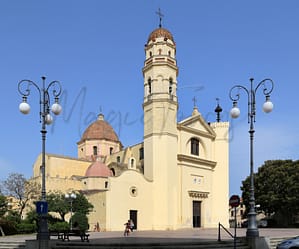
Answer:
269;237;292;249
0;241;26;249
51;240;250;249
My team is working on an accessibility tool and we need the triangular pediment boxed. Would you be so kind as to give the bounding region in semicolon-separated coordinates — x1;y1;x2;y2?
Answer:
178;113;216;138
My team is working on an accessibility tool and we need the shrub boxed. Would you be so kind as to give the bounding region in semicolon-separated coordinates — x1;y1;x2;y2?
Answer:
71;212;89;231
5;211;21;224
49;221;69;232
0;219;17;235
25;209;38;224
16;223;37;234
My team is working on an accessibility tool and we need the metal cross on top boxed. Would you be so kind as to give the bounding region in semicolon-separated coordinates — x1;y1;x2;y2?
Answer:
156;8;164;28
192;96;197;107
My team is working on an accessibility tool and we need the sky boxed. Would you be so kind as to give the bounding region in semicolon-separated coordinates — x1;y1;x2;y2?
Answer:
0;0;298;196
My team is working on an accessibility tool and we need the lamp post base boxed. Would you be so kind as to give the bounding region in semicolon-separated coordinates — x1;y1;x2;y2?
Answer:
37;239;49;249
246;228;259;238
246;207;259;238
25;240;52;249
37;215;49;241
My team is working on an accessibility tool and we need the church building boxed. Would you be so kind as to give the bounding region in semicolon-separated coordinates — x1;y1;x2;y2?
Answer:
32;23;230;231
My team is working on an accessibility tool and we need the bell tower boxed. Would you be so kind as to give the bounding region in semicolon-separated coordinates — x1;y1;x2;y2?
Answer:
142;21;179;229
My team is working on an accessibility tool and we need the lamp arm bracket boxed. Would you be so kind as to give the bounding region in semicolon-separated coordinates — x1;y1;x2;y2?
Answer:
229;84;250;102
46;80;62;99
254;78;274;96
18;79;41;98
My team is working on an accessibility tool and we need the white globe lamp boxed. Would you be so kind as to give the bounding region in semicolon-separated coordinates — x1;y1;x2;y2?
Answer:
19;101;31;114
45;114;53;125
51;102;62;115
263;96;273;113
230;102;240;118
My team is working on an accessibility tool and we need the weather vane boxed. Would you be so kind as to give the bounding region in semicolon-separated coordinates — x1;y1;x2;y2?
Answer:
156;8;164;28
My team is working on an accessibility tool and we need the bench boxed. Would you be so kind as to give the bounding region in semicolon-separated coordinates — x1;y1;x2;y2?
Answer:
49;231;64;240
62;230;90;242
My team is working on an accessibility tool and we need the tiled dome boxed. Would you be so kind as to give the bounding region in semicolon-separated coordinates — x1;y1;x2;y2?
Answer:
147;27;174;43
85;161;112;177
79;114;119;143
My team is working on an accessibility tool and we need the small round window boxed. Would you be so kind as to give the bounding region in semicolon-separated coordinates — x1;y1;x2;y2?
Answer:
130;186;138;197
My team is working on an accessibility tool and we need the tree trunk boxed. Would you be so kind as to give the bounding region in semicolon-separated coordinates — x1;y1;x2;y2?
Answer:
0;226;5;236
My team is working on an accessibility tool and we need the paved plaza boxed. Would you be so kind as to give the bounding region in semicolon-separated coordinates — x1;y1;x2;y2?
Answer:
0;228;298;243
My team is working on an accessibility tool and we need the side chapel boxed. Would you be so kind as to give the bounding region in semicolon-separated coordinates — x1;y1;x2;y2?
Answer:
31;22;230;231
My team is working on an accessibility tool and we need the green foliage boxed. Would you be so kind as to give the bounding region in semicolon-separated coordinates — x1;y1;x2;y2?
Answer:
0;195;8;217
47;191;93;218
16;222;37;234
46;191;93;231
0;209;37;235
47;214;63;225
0;219;17;235
5;210;21;224
241;160;299;226
72;193;93;215
71;212;89;231
49;221;69;232
47;191;69;221
24;209;38;224
2;211;23;234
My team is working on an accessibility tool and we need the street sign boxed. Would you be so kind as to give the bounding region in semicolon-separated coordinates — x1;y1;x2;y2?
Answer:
229;195;240;249
229;195;240;207
36;201;48;214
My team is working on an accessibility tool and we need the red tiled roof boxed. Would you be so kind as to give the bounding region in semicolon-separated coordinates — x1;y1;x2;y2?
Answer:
147;27;174;43
79;114;119;143
85;161;112;177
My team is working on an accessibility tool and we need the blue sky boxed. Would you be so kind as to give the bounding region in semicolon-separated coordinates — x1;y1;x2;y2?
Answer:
1;1;298;196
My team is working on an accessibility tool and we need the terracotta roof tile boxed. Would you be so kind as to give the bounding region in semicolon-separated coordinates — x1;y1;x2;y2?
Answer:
85;161;112;177
147;27;174;43
79;114;119;143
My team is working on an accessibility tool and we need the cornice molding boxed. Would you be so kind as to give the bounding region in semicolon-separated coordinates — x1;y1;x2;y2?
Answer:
143;97;178;108
209;122;230;128
177;125;215;139
188;190;209;199
178;154;216;168
144;132;178;139
178;115;216;138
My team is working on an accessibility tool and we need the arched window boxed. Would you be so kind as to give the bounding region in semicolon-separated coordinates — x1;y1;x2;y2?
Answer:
169;78;173;94
117;156;121;163
93;146;98;155
168;50;171;56
110;168;115;176
148;78;152;94
149;51;152;57
139;147;144;160
191;138;199;156
129;158;136;169
130;158;135;168
158;48;162;55
110;147;113;155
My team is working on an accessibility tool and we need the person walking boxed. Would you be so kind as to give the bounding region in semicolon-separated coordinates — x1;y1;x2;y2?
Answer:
124;220;130;236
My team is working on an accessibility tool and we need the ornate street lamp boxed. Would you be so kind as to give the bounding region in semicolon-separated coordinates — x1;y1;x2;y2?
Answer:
229;78;274;238
65;193;77;230
18;76;62;243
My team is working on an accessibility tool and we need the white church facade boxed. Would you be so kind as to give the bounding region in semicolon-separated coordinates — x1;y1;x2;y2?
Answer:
32;24;230;231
